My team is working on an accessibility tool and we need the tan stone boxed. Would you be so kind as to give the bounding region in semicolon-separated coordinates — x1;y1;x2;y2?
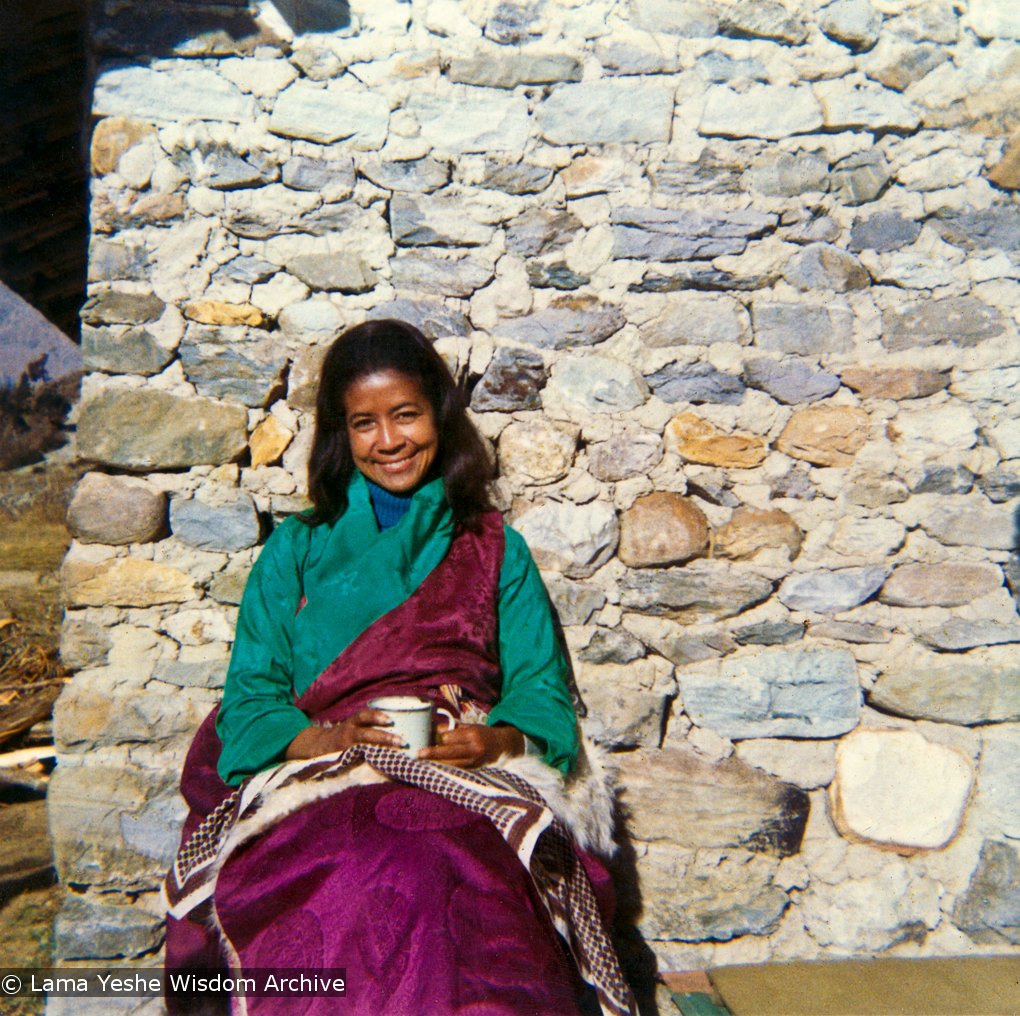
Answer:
64;558;197;607
90;117;156;175
249;416;294;468
288;345;328;412
776;406;869;466
497;419;577;484
714;507;803;561
879;562;1003;607
618;492;709;567
184;301;266;327
988;132;1020;190
664;412;767;469
841;366;950;400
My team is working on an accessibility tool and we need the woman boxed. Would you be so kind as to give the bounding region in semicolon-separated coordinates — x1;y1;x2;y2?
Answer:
164;320;633;1016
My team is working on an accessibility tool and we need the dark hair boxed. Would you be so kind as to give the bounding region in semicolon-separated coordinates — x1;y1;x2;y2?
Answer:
301;319;494;528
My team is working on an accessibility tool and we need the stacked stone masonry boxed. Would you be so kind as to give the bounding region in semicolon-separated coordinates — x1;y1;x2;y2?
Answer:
56;0;1020;985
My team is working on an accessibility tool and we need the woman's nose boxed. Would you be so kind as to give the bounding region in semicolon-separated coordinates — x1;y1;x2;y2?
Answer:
376;420;404;450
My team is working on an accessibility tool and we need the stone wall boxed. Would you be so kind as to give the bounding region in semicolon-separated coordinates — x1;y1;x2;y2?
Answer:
54;0;1020;981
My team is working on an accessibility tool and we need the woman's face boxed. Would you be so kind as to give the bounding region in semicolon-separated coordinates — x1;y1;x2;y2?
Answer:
343;370;439;494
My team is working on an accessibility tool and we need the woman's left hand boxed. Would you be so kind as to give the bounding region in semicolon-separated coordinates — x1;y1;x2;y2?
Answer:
418;722;524;768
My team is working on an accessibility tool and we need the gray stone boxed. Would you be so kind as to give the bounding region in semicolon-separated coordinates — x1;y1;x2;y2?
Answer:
979;726;1020;839
588;430;663;482
732;620;805;646
470;347;547;412
179;328;287;407
576;657;675;748
269;81;389;147
865;38;948;91
506;208;582;258
783;215;841;245
829;150;890;205
599;39;687;75
680;648;861;739
701;84;823;139
222;185;322;240
82;325;173;376
752;302;854;355
217;255;278;285
478;159;553;195
152;659;227;689
390;253;494;297
543;573;606;626
819;0;882;50
448;50;582;88
286;253;378;293
544;354;649;414
278;299;344;346
360;157;450;194
81;291;165;326
650;148;747;196
536;81;675;144
743;357;840;405
746;150;829;197
953;841;1020;946
619;562;774;623
88;239;147;282
69;473;167;545
409;89;530;156
979;468;1020;504
695;51;769;83
646;361;746;405
849;212;922;252
846;476;909;507
485;2;541;43
783;243;870;291
391;194;493;247
94;65;253;123
770;466;816;500
526;262;589;290
611;206;776;261
282;154;356;194
719;1;808;44
808;620;890;643
919;620;1020;652
368;299;469;339
1006;559;1020;611
884;298;1006;352
170;492;260;552
880;562;1002;607
920;500;1016;551
631;260;778;293
208;562;252;605
640;293;750;347
513;500;619;579
60;616;111;670
77;389;248;469
55;895;163;961
186;148;274;190
495;300;626;350
912;465;974;495
578;628;646;665
934;207;1020;252
632;0;719;36
778;567;887;613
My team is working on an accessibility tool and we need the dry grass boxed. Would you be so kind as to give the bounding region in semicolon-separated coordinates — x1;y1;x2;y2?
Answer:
0;620;66;748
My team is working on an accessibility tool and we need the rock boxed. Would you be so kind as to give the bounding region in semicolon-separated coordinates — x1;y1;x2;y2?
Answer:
731;620;805;646
185;148;274;190
543;354;648;415
751;302;854;355
650;148;747;196
543;573;606;626
742;358;840;405
770;466;816;500
249;416;293;468
179;328;287;407
90;117;156;175
830;728;972;850
82;325;173;376
218;255;278;285
611;206;776;261
953;841;1020;946
911;466;974;496
631;0;718;35
484;1;541;42
686;478;740;508
819;0;882;50
588;430;663;482
618;492;709;568
819;79;920;131
718;0;808;44
360;156;450;194
78;389;248;469
368;299;470;340
390;253;493;297
848;212;922;252
494;298;626;349
391;194;493;247
284;253;377;294
679;648;861;739
735;738;836;789
269;81;389;147
746;150;828;197
409;88;530;156
778;567;887;613
88;238;148;281
60;616;111;670
784;244;870;292
505;208;581;258
776;406;869;466
207;562;251;606
470;347;546;412
665;412;767;469
989;134;1020;190
882;297;1006;352
695;51;769;83
639;293;750;347
619;561;773;623
829;516;906;559
646;362;746;405
80;291;165;326
94;65;253;123
64;558;197;607
476;159;553;195
809;620;890;644
918;500;1016;551
68;474;167;546
978;726;1020;839
701;84;822;139
619;747;809;855
55;895;164;961
919;620;1020;652
512;500;619;579
934;207;1020;252
282;154;356;197
578;628;646;665
278;298;344;346
714;508;803;562
863;37;948;92
170;492;260;552
449;49;582;88
184;300;265;327
575;657;675;748
536;80;675;144
869;647;1020;725
979;468;1020;504
840;366;949;400
498;419;577;484
153;658;227;689
526;262;589;290
829;150;890;205
880;563;1003;607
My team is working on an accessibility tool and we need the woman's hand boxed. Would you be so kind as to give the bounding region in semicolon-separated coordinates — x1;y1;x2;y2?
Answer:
284;709;403;760
418;722;524;768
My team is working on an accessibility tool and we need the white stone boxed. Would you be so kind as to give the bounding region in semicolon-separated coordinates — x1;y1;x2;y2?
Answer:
897;149;985;191
219;57;298;98
250;273;309;317
701;85;822;140
94;66;254;123
424;0;482;37
986;418;1020;459
161;607;235;647
542;354;649;419
815;79;920;132
977;724;1020;838
734;739;837;790
269;81;390;148
964;0;1020;40
829;517;906;560
277;298;344;345
117;143;156;190
536;81;675;145
408;87;530;156
498;419;578;485
830;728;974;850
512;500;619;579
890;403;978;450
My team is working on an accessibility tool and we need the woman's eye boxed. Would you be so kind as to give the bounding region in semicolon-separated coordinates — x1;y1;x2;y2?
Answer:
350;418;373;431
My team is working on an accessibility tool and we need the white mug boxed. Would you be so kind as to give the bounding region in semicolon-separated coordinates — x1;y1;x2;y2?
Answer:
368;695;457;754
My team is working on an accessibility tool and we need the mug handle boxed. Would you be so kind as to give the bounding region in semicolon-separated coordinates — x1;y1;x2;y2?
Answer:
435;707;457;732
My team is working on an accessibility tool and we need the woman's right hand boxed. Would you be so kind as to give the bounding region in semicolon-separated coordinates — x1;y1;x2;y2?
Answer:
284;709;403;760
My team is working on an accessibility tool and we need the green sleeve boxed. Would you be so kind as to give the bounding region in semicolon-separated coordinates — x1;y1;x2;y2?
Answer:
216;517;314;785
486;526;578;774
